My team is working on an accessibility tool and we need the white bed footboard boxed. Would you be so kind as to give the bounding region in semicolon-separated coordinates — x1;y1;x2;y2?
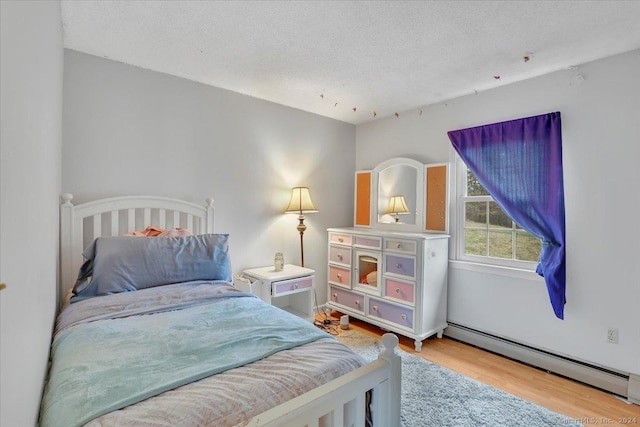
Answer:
241;333;401;427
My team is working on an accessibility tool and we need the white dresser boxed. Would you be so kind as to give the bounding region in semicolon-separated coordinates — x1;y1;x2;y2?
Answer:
326;227;448;351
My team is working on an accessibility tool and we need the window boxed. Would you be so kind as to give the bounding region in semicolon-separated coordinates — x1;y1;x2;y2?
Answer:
458;164;541;269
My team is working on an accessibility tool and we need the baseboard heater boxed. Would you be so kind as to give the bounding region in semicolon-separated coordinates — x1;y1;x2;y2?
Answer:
445;323;638;403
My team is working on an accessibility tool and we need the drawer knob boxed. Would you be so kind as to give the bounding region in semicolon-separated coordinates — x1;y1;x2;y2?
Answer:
338;237;344;243
396;243;402;249
396;263;401;269
337;253;343;260
354;300;360;306
333;293;338;299
336;273;342;279
293;283;299;289
395;288;401;294
372;305;378;311
401;314;407;321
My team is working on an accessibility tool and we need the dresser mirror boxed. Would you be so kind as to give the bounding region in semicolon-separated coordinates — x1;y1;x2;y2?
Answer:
372;157;425;232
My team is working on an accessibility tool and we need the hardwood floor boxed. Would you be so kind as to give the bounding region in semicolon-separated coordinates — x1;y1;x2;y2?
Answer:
324;314;640;426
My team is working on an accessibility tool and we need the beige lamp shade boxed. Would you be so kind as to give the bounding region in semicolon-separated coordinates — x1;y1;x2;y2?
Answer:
385;195;409;223
285;187;318;214
385;195;409;214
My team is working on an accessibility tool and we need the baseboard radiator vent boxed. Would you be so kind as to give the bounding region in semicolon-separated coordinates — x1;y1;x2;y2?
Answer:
445;323;637;402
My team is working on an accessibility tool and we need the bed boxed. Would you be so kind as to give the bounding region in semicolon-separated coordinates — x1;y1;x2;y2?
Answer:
39;193;401;427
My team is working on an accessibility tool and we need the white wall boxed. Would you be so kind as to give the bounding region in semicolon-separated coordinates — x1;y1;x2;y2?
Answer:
0;1;63;425
356;50;640;375
62;50;355;305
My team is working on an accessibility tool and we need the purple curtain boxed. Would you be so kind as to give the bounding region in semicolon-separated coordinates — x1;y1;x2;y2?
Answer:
447;112;566;319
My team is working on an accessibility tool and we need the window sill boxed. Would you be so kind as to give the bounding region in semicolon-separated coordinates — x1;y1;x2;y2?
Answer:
448;260;544;282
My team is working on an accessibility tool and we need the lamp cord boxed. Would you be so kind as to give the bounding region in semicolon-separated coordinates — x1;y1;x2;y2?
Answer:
312;288;339;335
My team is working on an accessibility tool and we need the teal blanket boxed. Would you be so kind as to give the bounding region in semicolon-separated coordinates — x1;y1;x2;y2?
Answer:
39;284;329;427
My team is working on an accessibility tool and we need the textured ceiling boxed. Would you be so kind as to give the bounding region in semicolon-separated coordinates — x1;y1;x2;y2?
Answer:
61;0;640;125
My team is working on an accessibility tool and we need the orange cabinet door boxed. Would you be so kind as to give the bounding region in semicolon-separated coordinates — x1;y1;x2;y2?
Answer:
354;170;372;227
425;163;448;233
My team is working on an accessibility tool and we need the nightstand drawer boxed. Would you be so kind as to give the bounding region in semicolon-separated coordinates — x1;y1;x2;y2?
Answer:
384;253;416;280
329;245;352;266
272;276;313;296
329;286;364;314
329;232;352;245
384;238;417;254
328;265;351;288
368;297;414;330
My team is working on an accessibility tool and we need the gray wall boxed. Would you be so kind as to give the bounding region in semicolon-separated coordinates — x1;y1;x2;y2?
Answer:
62;50;356;305
356;50;640;375
0;1;63;425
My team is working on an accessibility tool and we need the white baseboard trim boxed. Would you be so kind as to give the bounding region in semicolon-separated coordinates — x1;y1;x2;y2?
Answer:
445;323;631;399
628;374;640;404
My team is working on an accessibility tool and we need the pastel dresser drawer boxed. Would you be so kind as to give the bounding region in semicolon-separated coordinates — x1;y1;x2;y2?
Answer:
383;278;415;305
329;245;352;266
329;233;352;245
384;238;417;254
330;286;364;314
272;276;313;296
384;253;416;280
328;265;351;288
368;297;414;330
353;235;382;250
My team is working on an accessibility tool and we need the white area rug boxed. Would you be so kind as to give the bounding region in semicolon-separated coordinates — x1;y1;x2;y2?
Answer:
336;330;583;427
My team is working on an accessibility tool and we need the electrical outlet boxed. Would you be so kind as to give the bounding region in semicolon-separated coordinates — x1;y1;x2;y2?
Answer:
607;327;619;344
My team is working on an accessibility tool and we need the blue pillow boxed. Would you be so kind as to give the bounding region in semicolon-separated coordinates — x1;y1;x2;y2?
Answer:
71;234;231;302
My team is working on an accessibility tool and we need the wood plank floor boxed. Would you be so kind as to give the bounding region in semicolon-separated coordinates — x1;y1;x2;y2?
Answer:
322;313;640;426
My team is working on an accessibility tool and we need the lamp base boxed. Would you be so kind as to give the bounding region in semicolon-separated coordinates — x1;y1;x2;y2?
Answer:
297;214;306;267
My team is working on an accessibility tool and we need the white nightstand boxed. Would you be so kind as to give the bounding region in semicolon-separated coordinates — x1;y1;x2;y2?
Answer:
240;264;315;322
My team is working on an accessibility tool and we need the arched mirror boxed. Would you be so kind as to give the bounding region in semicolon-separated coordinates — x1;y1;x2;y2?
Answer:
372;158;425;232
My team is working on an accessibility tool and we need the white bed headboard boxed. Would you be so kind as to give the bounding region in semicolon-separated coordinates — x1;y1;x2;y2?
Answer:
59;193;214;306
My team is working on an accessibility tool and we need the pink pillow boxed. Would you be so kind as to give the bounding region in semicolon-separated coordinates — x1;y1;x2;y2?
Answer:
158;228;193;237
125;226;193;237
